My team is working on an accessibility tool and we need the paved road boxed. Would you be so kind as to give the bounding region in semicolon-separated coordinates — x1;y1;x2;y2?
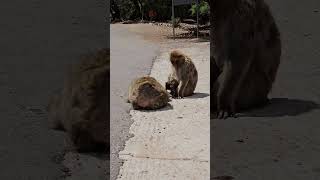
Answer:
212;0;320;179
110;24;159;180
0;0;106;179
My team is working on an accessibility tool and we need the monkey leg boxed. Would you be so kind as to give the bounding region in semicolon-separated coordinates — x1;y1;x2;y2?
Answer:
217;56;252;119
211;56;222;83
178;79;189;98
210;58;222;115
229;57;252;115
216;62;234;119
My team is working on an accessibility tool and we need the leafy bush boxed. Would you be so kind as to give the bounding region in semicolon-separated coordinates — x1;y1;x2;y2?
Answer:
112;0;210;23
189;1;209;24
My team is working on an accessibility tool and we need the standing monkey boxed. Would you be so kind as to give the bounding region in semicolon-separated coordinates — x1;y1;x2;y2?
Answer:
169;50;198;98
210;0;281;118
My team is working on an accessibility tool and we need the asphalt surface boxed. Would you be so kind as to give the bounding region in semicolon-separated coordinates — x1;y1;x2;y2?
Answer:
0;0;106;179
110;24;159;180
212;0;320;179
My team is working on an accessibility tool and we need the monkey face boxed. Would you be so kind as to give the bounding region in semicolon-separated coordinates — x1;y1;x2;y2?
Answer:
170;50;185;67
170;56;184;66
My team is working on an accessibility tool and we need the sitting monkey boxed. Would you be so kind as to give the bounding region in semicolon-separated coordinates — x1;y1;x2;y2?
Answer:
168;50;198;98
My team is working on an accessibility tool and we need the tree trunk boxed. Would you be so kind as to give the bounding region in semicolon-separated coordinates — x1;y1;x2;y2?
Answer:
138;0;143;20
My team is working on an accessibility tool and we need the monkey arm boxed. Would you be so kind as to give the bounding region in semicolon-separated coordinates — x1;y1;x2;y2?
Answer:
216;60;240;118
211;56;222;83
217;27;254;118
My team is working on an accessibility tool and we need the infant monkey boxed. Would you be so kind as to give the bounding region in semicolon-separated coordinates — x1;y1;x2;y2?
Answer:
165;73;179;98
166;50;198;98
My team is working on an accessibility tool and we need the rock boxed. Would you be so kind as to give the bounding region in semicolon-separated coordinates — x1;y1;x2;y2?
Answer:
128;76;169;110
47;48;109;152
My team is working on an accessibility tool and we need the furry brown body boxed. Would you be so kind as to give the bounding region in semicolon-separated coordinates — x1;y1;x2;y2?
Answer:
210;0;281;118
128;76;169;110
169;50;198;98
48;48;109;152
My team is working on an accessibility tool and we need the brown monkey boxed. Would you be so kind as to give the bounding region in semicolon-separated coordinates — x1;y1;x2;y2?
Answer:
128;76;169;110
48;48;109;152
210;0;281;118
169;50;198;98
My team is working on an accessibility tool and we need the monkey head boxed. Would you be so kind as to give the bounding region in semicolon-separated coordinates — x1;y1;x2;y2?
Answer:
170;50;185;68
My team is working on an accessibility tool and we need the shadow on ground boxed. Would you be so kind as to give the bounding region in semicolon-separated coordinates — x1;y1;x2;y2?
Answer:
132;103;174;113
84;152;109;160
240;98;319;117
186;92;210;99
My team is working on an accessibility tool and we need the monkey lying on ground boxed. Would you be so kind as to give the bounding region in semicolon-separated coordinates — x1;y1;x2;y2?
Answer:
168;50;198;98
47;48;109;152
128;76;169;110
210;0;281;119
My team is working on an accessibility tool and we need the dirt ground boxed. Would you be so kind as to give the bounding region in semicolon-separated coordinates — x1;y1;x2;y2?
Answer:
121;23;208;43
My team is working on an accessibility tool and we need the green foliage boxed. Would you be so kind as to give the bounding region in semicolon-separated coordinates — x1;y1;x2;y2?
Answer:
189;1;209;24
117;0;136;20
199;2;209;15
190;1;209;16
114;0;172;21
169;17;181;27
113;0;210;23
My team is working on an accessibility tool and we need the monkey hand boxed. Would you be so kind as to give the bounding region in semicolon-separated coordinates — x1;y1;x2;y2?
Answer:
217;94;237;119
217;109;237;119
177;95;184;99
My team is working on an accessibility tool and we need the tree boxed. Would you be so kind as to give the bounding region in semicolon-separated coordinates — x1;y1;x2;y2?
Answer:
189;0;209;24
